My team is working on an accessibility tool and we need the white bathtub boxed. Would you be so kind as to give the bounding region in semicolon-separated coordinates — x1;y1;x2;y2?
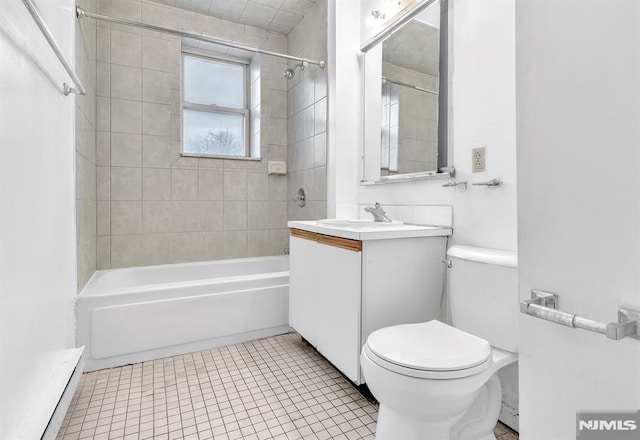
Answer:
77;256;291;371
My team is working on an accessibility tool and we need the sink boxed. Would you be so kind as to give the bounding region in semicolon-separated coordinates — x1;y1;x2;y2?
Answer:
316;218;404;228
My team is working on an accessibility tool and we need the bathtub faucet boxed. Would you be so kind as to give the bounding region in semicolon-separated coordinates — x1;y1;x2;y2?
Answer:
365;203;392;222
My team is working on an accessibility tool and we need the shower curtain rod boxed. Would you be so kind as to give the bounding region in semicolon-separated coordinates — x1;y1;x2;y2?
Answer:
76;7;326;69
382;77;438;96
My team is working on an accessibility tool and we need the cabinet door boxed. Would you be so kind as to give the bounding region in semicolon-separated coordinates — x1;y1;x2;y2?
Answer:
289;236;321;346
314;242;362;383
289;235;362;383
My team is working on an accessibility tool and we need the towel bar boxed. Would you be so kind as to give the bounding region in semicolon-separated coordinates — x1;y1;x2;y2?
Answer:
520;289;639;340
22;0;86;95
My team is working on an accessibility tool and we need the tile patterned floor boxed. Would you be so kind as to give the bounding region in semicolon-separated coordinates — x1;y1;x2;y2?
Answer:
57;333;518;440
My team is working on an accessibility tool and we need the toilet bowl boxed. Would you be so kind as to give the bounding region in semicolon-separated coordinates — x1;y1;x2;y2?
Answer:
360;246;519;440
361;320;517;440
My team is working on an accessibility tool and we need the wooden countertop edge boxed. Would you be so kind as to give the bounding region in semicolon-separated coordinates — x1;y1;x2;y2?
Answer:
289;228;362;252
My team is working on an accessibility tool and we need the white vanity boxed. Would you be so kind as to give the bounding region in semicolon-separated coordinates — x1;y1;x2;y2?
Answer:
287;220;452;385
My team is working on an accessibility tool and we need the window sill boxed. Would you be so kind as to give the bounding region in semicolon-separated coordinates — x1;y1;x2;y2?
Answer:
181;153;262;161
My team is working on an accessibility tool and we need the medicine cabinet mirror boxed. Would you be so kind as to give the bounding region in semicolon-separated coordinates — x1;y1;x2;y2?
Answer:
361;0;451;184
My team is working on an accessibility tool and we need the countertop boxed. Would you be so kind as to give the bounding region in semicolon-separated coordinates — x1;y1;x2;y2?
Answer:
287;220;453;241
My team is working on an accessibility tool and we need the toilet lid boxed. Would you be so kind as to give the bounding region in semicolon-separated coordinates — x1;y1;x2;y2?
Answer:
366;320;492;372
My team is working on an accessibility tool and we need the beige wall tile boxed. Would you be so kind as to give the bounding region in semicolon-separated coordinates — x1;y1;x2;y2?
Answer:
143;168;171;200
314;97;326;135
313;167;327;202
172;169;198;200
223;201;247;230
142;102;171;136
96;236;111;269
142;135;171;168
111;167;142;200
142;69;172;104
142;36;176;72
269;229;289;255
142;233;172;266
110;0;141;21
111;201;142;235
248;202;269;230
111;133;141;167
198;169;223;200
96;61;111;97
96;131;111;166
97;26;110;63
111;29;141;67
223;231;248;259
268;175;287;201
143;201;172;233
313;131;326;168
269;201;288;229
97;201;111;236
97;166;111;200
111;98;141;134
248;230;271;257
111;234;142;268
223;171;247;201
201;232;224;260
111;64;141;100
171;201;199;232
198;201;224;231
246;172;268;201
142;2;172;28
170;232;200;263
269;117;287;146
96;96;110;131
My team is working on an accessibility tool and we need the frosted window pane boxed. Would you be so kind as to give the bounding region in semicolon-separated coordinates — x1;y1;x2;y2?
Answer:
183;109;245;156
184;56;244;108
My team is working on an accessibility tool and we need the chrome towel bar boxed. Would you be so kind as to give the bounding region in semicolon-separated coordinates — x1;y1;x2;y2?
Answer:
520;290;640;340
472;178;502;188
22;0;86;95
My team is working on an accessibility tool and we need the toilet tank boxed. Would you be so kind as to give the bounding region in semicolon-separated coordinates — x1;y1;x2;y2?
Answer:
447;245;519;352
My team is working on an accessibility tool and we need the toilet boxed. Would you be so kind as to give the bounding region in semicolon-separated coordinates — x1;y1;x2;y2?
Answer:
360;245;518;440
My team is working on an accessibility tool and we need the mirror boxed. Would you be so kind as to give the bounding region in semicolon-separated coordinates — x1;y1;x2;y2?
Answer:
361;0;449;183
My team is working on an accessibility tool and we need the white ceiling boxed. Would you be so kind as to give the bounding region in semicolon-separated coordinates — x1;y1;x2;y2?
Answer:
154;0;318;34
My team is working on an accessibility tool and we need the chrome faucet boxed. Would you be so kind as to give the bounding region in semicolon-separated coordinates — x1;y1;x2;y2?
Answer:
365;202;392;222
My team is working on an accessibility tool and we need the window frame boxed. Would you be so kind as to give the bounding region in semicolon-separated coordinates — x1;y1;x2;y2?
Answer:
180;49;252;159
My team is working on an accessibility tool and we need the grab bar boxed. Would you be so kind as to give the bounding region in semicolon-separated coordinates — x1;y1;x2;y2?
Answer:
520;289;640;340
21;0;86;95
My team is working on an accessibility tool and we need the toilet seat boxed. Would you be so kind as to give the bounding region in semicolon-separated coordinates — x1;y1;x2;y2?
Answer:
364;320;493;380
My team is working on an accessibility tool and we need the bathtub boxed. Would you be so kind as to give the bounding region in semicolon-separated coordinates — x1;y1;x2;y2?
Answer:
77;256;291;371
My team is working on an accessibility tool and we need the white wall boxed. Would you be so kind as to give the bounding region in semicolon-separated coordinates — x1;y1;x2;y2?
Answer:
327;0;363;218
516;0;640;438
0;1;78;438
332;0;517;250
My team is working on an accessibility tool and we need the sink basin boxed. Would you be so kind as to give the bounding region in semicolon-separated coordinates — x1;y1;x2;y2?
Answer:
316;219;404;228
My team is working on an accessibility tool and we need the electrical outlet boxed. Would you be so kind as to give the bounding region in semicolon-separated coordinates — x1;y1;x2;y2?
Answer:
472;146;486;173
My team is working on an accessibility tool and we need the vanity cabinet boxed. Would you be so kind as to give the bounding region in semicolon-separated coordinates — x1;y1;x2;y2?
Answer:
288;222;451;385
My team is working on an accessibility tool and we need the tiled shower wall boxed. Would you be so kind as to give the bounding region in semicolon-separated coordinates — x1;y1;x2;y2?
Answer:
286;0;327;221
76;0;97;290
94;0;291;269
383;62;439;174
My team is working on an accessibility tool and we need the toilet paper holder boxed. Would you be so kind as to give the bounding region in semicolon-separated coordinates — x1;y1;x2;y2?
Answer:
520;289;640;341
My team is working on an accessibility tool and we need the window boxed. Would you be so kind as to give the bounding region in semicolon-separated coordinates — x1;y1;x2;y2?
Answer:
182;52;249;158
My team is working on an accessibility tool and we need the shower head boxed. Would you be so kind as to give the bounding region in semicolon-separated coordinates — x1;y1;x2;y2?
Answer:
283;62;306;79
